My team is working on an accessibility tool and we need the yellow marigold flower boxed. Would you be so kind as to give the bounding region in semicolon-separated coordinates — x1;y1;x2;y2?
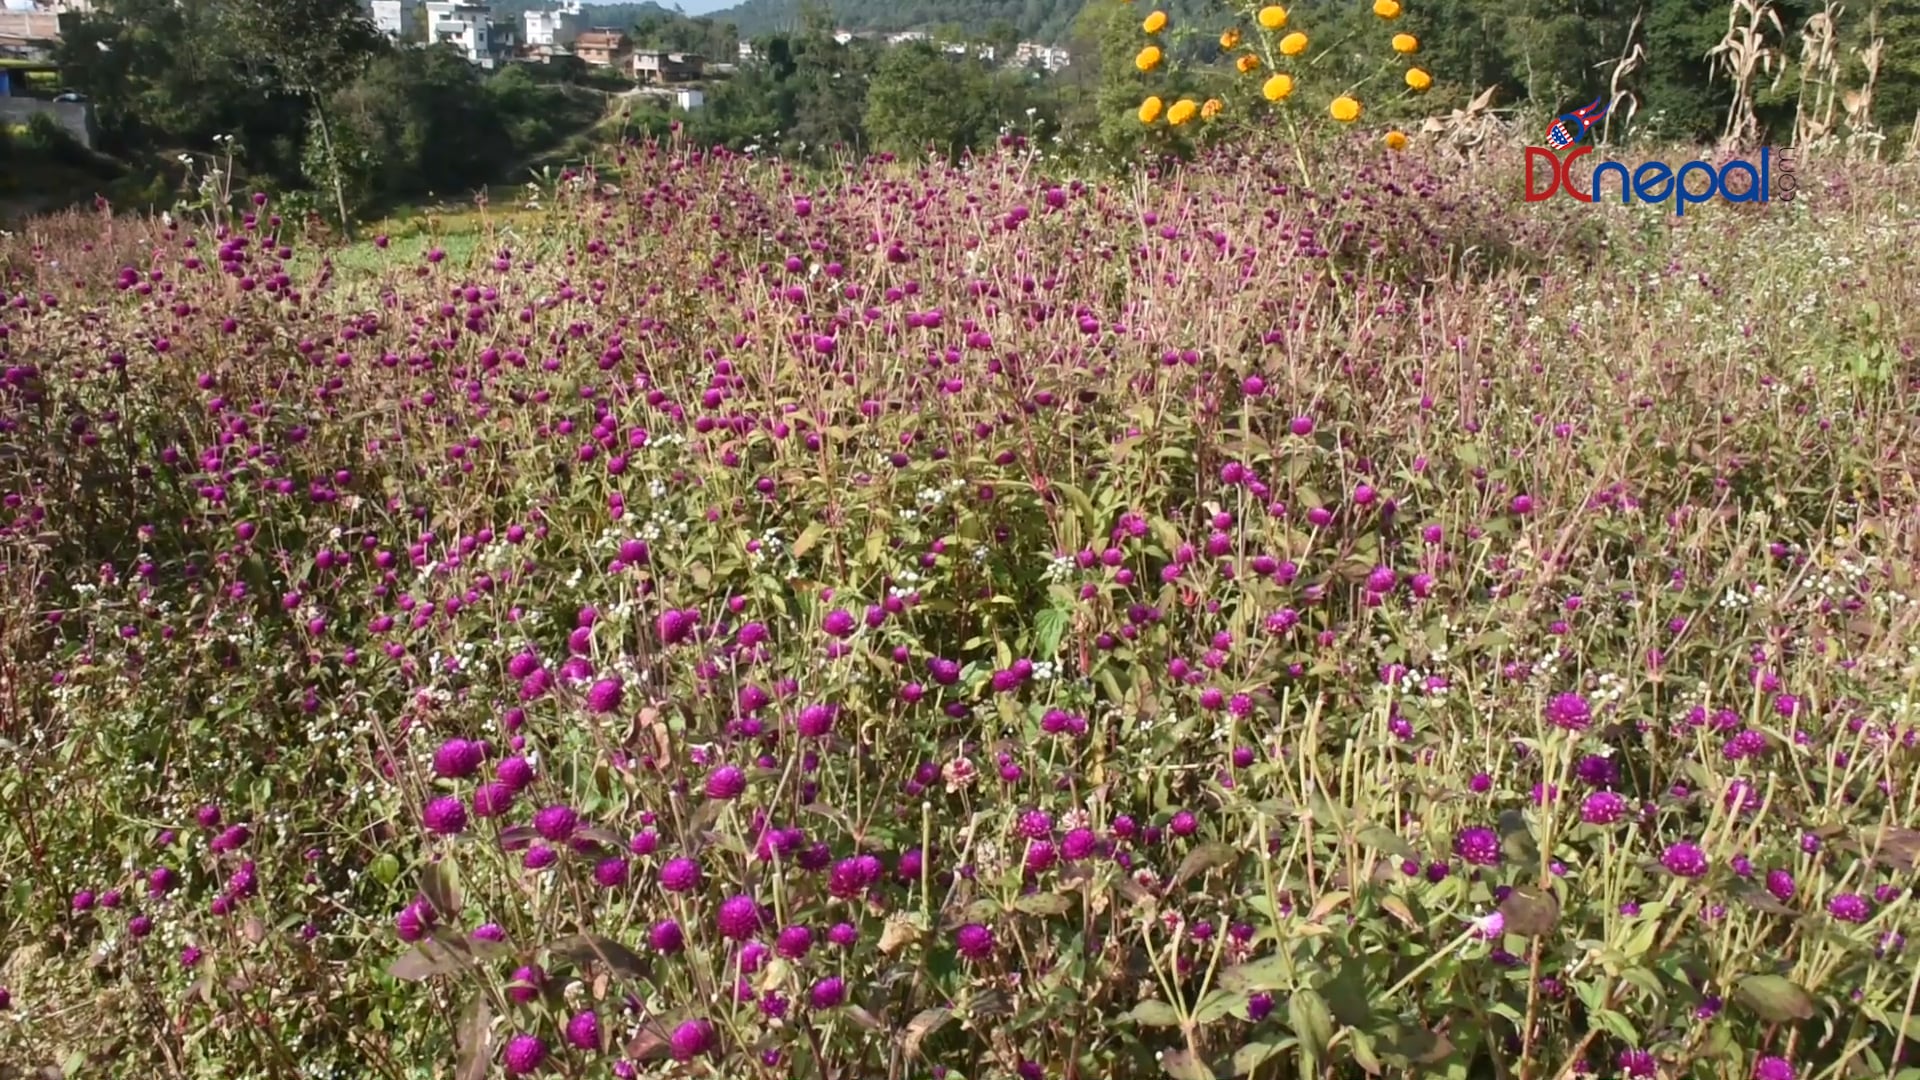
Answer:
1262;73;1294;101
1139;95;1165;123
1257;5;1287;30
1405;67;1432;91
1136;45;1163;71
1220;27;1241;49
1168;98;1198;126
1236;53;1261;74
1392;33;1418;53
1374;0;1402;18
1142;9;1167;34
1384;130;1409;150
1201;97;1223;119
1329;95;1361;122
1279;31;1307;56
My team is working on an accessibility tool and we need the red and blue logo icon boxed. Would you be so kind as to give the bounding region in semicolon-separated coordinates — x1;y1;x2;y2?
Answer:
1544;97;1609;150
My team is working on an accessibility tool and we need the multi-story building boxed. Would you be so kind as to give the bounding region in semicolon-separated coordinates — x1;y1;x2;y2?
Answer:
522;0;581;49
368;0;418;40
424;0;492;66
572;28;630;68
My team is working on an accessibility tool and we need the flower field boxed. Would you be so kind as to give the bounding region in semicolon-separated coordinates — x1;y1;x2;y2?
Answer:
2;135;1919;1080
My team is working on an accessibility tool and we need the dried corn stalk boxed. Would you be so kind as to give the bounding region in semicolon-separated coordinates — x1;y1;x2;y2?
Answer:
1708;0;1786;149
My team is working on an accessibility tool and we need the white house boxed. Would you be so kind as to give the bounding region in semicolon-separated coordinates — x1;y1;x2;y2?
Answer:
368;0;418;40
522;0;581;48
424;0;492;66
673;87;703;110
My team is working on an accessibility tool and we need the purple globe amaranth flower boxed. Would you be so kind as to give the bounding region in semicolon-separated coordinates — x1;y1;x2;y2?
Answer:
533;805;579;843
657;608;696;645
1453;826;1500;867
808;977;846;1009
496;755;535;791
1828;893;1871;923
523;845;558;871
955;923;995;960
473;782;515;818
1661;842;1709;878
1765;869;1795;903
669;1019;715;1061
432;738;485;779
593;857;631;888
649;919;685;953
796;703;835;737
565;1010;601;1051
776;924;814;958
1581;791;1626;825
1753;1057;1795;1080
706;765;747;800
423;796;468;836
585;677;624;714
1544;692;1592;732
1616;1049;1655;1078
502;1033;547;1076
507;965;545;1003
660;857;702;893
716;895;761;940
822;608;857;638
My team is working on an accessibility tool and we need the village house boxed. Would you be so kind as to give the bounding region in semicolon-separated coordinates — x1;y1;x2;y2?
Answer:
629;49;702;85
572;27;630;68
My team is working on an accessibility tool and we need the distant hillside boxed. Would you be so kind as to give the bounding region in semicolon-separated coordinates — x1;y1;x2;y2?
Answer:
712;0;1085;43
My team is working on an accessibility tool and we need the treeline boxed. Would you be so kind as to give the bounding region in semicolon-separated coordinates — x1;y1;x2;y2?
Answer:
49;0;611;219
30;0;1920;225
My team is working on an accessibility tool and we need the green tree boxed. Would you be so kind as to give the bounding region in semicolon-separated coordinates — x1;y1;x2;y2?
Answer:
219;0;383;233
864;40;1006;159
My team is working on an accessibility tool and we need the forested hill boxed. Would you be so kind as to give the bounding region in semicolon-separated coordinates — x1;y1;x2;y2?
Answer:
711;0;1095;42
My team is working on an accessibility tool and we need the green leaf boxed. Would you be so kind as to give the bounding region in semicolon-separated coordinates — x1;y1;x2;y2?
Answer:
1033;606;1070;660
1734;974;1816;1022
1355;825;1417;861
455;994;493;1080
1173;842;1237;886
1230;1041;1285;1076
1013;892;1074;917
1349;1030;1384;1075
1288;989;1334;1061
369;852;401;887
1193;990;1251;1025
420;858;461;919
387;939;468;981
790;521;827;559
1126;1000;1184;1027
1591;1009;1639;1045
1217;955;1291;993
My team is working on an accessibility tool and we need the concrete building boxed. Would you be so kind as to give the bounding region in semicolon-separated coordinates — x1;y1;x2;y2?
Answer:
522;0;581;49
572;28;629;67
368;0;418;40
630;49;702;84
424;0;492;66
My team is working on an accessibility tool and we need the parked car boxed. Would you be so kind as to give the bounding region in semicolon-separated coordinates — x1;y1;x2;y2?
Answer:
53;91;88;103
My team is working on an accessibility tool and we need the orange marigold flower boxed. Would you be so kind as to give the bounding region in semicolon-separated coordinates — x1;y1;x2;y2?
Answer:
1219;27;1241;49
1279;31;1307;56
1262;73;1294;101
1405;67;1432;91
1201;98;1224;119
1139;95;1165;123
1329;95;1361;122
1374;0;1402;18
1168;98;1199;126
1257;5;1287;30
1236;53;1261;74
1136;45;1163;71
1392;33;1418;53
1384;130;1409;150
1142;9;1167;33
